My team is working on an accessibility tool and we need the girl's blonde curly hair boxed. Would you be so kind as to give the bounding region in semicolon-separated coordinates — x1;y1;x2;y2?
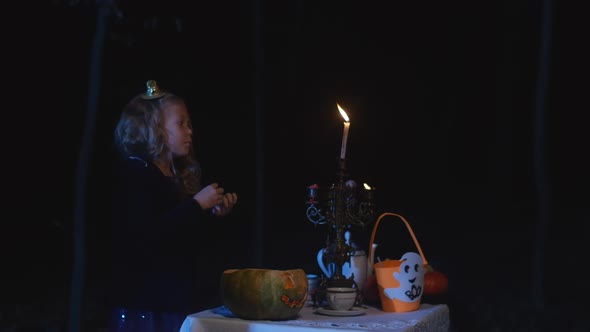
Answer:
114;91;201;196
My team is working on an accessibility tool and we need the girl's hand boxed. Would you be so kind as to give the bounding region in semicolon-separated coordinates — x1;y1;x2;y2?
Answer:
194;183;225;210
212;192;238;217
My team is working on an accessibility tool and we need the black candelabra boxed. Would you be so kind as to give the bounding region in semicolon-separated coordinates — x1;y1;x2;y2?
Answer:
306;158;375;291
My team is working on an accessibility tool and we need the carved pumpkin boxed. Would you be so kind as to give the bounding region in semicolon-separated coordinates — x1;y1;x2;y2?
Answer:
221;268;308;320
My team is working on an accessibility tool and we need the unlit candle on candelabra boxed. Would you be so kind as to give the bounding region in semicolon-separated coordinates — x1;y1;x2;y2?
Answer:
308;183;319;203
337;104;350;160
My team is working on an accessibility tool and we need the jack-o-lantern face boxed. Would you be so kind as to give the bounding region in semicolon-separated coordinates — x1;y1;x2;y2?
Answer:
280;272;308;308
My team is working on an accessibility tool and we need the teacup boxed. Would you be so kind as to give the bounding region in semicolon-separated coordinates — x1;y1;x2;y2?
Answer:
326;287;357;311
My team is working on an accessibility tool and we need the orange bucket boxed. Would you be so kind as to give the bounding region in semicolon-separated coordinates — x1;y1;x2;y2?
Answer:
368;212;429;312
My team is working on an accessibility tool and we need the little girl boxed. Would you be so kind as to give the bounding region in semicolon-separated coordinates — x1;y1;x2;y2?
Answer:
109;80;238;332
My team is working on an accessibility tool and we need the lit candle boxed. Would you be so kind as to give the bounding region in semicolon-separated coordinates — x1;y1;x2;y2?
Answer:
337;103;350;160
363;183;374;201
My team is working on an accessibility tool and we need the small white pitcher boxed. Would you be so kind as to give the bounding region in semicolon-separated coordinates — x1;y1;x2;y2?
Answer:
317;231;368;291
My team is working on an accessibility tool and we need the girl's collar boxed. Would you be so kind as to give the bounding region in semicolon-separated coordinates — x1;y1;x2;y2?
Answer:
128;155;148;167
153;157;176;177
128;155;177;178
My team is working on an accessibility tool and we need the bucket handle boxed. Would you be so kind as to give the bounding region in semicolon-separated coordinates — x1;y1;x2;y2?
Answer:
368;212;429;268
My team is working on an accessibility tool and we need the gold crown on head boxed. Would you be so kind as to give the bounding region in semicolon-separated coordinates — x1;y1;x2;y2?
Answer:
141;80;167;100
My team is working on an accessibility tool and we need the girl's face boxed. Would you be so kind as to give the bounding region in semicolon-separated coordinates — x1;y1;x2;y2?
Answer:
163;102;193;158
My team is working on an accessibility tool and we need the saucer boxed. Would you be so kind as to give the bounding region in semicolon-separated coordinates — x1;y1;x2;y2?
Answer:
315;306;367;317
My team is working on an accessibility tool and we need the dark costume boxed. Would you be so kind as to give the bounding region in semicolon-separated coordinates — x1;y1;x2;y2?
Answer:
109;156;210;331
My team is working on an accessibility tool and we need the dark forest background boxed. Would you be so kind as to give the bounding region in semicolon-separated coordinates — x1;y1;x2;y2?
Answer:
3;0;589;331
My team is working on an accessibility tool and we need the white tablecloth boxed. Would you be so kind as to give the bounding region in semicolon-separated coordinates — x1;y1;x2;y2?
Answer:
180;303;450;332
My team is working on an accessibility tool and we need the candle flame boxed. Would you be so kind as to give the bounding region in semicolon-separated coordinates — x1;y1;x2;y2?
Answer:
363;183;371;190
337;103;350;122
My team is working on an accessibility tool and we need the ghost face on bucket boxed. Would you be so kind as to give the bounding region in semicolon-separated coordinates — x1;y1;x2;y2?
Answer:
383;252;424;302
